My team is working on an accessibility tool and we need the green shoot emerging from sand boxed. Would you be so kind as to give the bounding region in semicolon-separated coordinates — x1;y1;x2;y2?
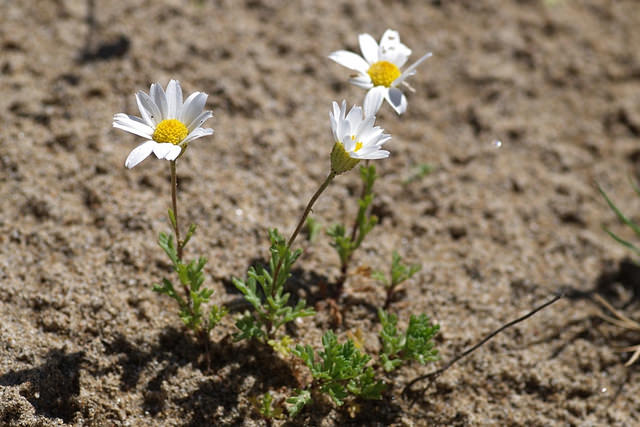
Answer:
232;228;315;345
287;330;386;417
378;309;440;372
372;251;422;308
252;392;285;420
328;163;379;296
285;313;439;418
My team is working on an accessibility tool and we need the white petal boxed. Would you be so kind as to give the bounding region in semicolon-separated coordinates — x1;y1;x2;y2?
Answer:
386;87;407;115
379;29;412;67
328;50;370;74
113;113;154;139
373;135;392;147
152;143;182;160
136;91;161;126
330;103;340;141
358;33;379;64
349;75;374;89
355;115;375;138
150;83;168;120
394;52;432;87
187;110;213;133
356;149;390;160
180;92;208;126
342;134;357;152
164;145;183;161
152;143;172;159
335;101;345;140
346;105;363;133
125;140;156;168
183;127;214;144
359;125;384;145
363;86;386;117
165;80;183;119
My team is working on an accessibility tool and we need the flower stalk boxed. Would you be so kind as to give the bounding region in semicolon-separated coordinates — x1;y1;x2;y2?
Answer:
271;171;337;292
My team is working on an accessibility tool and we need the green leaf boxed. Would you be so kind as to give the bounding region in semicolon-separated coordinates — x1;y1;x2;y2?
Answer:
233;312;265;341
232;276;263;312
231;228;312;342
599;184;640;238
347;366;385;400
390;251;422;288
255;392;283;419
603;227;640;258
168;208;177;230
378;309;403;359
304;216;322;242
286;389;311;417
404;163;433;184
158;232;178;266
208;305;228;332
294;330;384;408
378;309;439;370
182;223;197;248
404;314;440;365
371;270;388;286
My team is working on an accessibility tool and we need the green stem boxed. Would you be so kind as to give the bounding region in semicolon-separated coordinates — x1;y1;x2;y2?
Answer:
170;160;190;303
271;171;337;294
170;160;182;261
349;160;370;243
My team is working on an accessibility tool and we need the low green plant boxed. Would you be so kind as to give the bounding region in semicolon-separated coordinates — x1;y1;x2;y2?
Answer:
287;330;386;416
232;229;315;345
155;222;227;335
404;162;433;184
327;164;379;295
304;216;323;243
252;392;284;420
378;309;440;372
372;251;422;308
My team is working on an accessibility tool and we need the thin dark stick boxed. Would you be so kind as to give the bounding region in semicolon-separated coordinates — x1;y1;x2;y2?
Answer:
403;293;564;400
82;0;96;57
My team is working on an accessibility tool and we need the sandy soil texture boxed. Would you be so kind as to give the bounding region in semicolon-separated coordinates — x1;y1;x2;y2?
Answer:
2;0;640;425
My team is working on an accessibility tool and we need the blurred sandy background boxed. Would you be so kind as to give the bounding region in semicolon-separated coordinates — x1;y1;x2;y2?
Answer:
1;0;639;425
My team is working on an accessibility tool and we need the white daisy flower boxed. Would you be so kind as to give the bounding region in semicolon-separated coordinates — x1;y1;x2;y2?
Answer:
329;100;390;174
329;29;432;115
113;79;214;168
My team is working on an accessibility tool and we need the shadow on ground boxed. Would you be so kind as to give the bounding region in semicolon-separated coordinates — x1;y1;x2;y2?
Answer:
0;349;84;423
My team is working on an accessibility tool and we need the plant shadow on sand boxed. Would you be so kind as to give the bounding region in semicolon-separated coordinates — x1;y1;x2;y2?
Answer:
594;258;640;308
101;326;299;425
0;349;84;423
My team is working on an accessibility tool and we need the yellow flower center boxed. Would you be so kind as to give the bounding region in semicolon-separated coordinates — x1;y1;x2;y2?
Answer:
152;119;188;145
354;141;363;152
367;60;401;87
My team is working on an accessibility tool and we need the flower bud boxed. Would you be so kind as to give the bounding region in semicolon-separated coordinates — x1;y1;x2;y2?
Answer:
330;142;360;174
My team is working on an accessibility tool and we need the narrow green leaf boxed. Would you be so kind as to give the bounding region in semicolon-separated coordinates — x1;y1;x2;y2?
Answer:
599;184;640;238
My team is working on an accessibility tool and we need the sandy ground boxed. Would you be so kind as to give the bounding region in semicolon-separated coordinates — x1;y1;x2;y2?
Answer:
1;0;640;425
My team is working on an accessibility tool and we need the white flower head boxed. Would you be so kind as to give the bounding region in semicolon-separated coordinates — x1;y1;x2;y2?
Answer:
329;100;390;174
113;79;214;168
329;29;432;115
